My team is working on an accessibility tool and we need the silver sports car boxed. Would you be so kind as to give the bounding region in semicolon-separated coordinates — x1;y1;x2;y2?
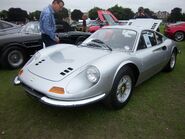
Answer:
14;19;180;109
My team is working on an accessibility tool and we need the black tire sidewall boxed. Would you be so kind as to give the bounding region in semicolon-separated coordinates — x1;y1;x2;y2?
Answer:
164;50;177;72
110;67;135;109
174;31;184;42
0;47;25;69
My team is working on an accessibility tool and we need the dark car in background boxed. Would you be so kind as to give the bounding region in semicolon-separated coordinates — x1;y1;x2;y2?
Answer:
164;22;185;42
0;21;91;69
0;20;21;36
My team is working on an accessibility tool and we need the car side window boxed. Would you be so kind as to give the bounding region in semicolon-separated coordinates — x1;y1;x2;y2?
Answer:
137;30;158;50
155;32;163;45
137;35;147;50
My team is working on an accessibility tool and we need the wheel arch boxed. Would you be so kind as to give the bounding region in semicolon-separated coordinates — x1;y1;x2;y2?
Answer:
113;61;140;86
0;42;26;55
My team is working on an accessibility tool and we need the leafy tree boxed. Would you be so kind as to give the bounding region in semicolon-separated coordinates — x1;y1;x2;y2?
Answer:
29;10;41;21
71;9;83;21
0;10;8;20
168;7;183;22
144;8;154;17
55;7;69;24
88;7;102;20
108;5;124;20
7;8;28;23
122;8;134;20
182;13;185;21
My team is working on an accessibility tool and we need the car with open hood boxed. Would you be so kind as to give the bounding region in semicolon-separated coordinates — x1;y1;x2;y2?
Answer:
14;19;180;109
88;10;119;33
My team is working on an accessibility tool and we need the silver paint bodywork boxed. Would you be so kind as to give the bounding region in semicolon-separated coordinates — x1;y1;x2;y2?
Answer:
16;20;178;106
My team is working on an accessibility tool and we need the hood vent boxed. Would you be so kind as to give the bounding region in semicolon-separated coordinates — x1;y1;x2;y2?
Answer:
35;59;45;66
60;67;73;76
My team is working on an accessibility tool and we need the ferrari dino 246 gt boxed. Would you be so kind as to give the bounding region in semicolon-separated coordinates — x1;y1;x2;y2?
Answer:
14;19;179;109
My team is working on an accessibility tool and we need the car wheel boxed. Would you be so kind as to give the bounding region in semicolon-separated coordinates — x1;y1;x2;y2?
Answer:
0;47;25;69
174;31;184;42
164;50;177;72
104;66;135;109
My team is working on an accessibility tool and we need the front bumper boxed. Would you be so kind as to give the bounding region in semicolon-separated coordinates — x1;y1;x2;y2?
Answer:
14;76;106;107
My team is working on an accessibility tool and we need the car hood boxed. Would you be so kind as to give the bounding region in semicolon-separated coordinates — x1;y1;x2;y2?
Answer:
27;45;110;82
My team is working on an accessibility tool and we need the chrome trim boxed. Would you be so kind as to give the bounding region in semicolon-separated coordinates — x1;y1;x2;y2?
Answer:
40;93;106;107
14;76;21;85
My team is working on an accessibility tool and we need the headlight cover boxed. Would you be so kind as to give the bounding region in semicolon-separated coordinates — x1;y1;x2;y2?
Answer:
86;66;100;83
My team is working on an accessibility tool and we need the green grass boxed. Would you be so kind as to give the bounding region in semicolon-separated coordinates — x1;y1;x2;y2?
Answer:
0;41;185;139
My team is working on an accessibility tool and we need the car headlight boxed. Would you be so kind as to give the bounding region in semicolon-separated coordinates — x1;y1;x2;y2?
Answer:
86;66;100;83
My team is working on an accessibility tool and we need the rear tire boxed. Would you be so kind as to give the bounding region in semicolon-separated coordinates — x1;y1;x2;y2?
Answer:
0;46;26;69
104;66;135;109
164;50;177;72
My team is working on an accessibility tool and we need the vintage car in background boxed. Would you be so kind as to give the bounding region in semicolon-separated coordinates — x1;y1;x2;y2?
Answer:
0;20;21;36
14;19;179;109
88;10;119;33
0;21;91;69
164;21;185;42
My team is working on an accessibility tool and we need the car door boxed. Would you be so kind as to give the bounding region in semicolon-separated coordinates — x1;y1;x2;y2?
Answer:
135;30;167;81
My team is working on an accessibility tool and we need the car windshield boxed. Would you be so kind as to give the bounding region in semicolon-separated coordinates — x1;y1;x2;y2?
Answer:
81;28;137;51
21;22;40;34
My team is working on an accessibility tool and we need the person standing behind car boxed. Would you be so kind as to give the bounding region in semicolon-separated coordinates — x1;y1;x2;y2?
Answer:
39;0;64;47
134;7;149;19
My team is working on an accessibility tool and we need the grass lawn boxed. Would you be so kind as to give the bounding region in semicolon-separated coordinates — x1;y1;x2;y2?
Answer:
0;41;185;139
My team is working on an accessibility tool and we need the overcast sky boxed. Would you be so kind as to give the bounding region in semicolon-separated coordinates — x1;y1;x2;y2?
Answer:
1;0;185;13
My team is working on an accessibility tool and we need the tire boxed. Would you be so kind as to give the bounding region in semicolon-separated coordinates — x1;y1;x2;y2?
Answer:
164;50;177;72
0;46;26;69
174;31;184;42
104;66;135;109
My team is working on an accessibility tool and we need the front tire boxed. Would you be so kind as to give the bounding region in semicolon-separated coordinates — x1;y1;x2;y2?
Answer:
104;66;135;109
174;31;184;42
0;47;26;69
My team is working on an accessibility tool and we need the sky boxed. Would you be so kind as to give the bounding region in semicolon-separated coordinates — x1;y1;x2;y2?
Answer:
1;0;185;13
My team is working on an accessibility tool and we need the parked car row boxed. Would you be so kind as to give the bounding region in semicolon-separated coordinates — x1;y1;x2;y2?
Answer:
0;21;91;69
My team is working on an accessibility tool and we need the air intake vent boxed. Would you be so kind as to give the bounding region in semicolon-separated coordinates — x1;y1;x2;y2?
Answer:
60;67;73;76
35;59;46;66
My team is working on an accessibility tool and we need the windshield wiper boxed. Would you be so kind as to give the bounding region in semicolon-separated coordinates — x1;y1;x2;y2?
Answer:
91;39;112;51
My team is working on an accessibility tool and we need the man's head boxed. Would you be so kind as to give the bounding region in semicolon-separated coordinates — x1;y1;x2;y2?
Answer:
52;0;64;12
138;7;144;13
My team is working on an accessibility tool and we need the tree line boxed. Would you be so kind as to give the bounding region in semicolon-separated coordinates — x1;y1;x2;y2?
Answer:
0;5;185;23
